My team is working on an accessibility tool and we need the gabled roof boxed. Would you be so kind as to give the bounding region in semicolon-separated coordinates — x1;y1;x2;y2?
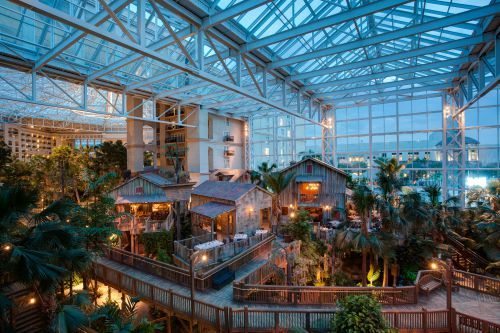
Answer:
111;172;194;193
190;202;235;219
139;173;173;187
192;181;269;201
279;157;348;177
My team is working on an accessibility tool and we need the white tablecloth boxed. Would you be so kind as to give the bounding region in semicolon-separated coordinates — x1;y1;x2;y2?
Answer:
255;229;268;235
234;233;248;241
194;240;223;250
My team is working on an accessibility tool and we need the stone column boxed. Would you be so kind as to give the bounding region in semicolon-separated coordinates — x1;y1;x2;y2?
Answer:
126;95;144;173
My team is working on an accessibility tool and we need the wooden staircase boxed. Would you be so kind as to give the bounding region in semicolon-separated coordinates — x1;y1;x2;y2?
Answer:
446;234;490;274
1;283;45;333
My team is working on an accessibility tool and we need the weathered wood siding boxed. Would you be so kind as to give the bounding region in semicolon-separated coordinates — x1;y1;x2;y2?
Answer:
279;160;347;210
190;188;272;236
235;188;272;234
111;177;164;199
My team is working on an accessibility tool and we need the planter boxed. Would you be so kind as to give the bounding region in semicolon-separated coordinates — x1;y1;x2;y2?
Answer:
284;234;293;243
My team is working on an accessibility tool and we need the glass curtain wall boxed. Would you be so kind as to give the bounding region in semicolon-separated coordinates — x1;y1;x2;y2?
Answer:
334;89;499;198
251;112;323;169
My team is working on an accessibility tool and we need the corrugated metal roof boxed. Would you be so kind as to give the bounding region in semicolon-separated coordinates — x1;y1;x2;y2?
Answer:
280;158;348;177
190;201;235;219
140;173;174;187
192;181;258;201
115;194;169;204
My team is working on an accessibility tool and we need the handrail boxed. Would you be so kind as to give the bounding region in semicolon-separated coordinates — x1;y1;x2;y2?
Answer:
446;234;490;272
106;233;275;290
93;262;500;332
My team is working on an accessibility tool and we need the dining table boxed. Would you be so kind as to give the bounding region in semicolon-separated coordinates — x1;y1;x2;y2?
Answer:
194;240;223;251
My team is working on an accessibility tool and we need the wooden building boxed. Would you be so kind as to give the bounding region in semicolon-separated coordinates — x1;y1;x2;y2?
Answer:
279;158;347;223
190;181;272;240
110;172;195;252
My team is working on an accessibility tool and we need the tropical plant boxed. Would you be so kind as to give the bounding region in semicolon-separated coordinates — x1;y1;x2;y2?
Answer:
264;171;295;231
351;185;377;286
330;295;392;333
282;209;312;242
0;185;93;328
250;162;277;188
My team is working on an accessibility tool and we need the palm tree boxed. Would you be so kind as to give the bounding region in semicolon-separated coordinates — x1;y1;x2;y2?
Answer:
351;185;376;286
375;158;405;235
400;191;431;235
374;158;404;202
251;162;277;189
424;184;441;208
264;171;295;232
0;185;93;328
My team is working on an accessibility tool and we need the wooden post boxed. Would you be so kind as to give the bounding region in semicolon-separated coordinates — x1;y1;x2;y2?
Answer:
168;289;173;309
481;319;490;333
422;308;428;333
224;307;230;333
450;308;456;333
306;312;311;332
215;308;221;332
274;311;279;333
243;306;248;333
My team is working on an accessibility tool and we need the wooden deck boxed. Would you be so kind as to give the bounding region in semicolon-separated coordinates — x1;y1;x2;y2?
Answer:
96;255;500;326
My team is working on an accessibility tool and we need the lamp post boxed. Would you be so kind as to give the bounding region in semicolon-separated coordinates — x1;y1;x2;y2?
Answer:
189;251;207;333
431;258;454;331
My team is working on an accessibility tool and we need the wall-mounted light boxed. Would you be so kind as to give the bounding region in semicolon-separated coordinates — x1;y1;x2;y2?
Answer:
29;297;36;305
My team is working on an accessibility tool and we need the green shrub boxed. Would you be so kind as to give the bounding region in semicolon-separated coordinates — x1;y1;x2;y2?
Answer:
157;248;173;264
330;295;392;333
330;270;353;286
140;230;173;257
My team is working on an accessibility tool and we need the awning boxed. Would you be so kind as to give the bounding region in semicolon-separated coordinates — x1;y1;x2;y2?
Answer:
296;175;323;182
190;202;235;219
115;194;169;204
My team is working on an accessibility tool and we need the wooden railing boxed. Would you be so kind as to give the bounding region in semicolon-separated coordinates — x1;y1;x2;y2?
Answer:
106;234;275;291
446;234;490;274
174;233;273;267
105;247;192;287
233;283;418;305
453;270;500;297
94;261;500;333
455;311;500;333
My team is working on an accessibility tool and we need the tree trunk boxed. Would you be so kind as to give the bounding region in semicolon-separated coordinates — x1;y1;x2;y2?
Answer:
69;273;73;297
175;202;181;240
382;256;389;287
361;214;368;287
361;249;367;287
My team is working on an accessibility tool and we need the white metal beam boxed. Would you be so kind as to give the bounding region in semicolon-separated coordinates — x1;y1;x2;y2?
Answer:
268;5;499;69
316;72;456;98
290;35;488;81
242;0;412;52
202;0;272;28
307;56;468;91
33;0;132;72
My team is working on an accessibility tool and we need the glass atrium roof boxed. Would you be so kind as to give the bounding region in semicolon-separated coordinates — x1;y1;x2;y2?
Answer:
0;0;497;128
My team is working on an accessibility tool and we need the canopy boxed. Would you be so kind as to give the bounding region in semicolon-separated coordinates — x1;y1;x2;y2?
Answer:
115;194;169;204
296;175;323;183
190;202;235;219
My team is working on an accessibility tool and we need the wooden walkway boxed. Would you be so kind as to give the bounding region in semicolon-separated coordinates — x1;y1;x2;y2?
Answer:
96;256;500;324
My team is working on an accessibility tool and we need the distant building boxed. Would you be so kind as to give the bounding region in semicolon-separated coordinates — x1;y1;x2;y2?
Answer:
190;181;272;240
278;158;348;223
